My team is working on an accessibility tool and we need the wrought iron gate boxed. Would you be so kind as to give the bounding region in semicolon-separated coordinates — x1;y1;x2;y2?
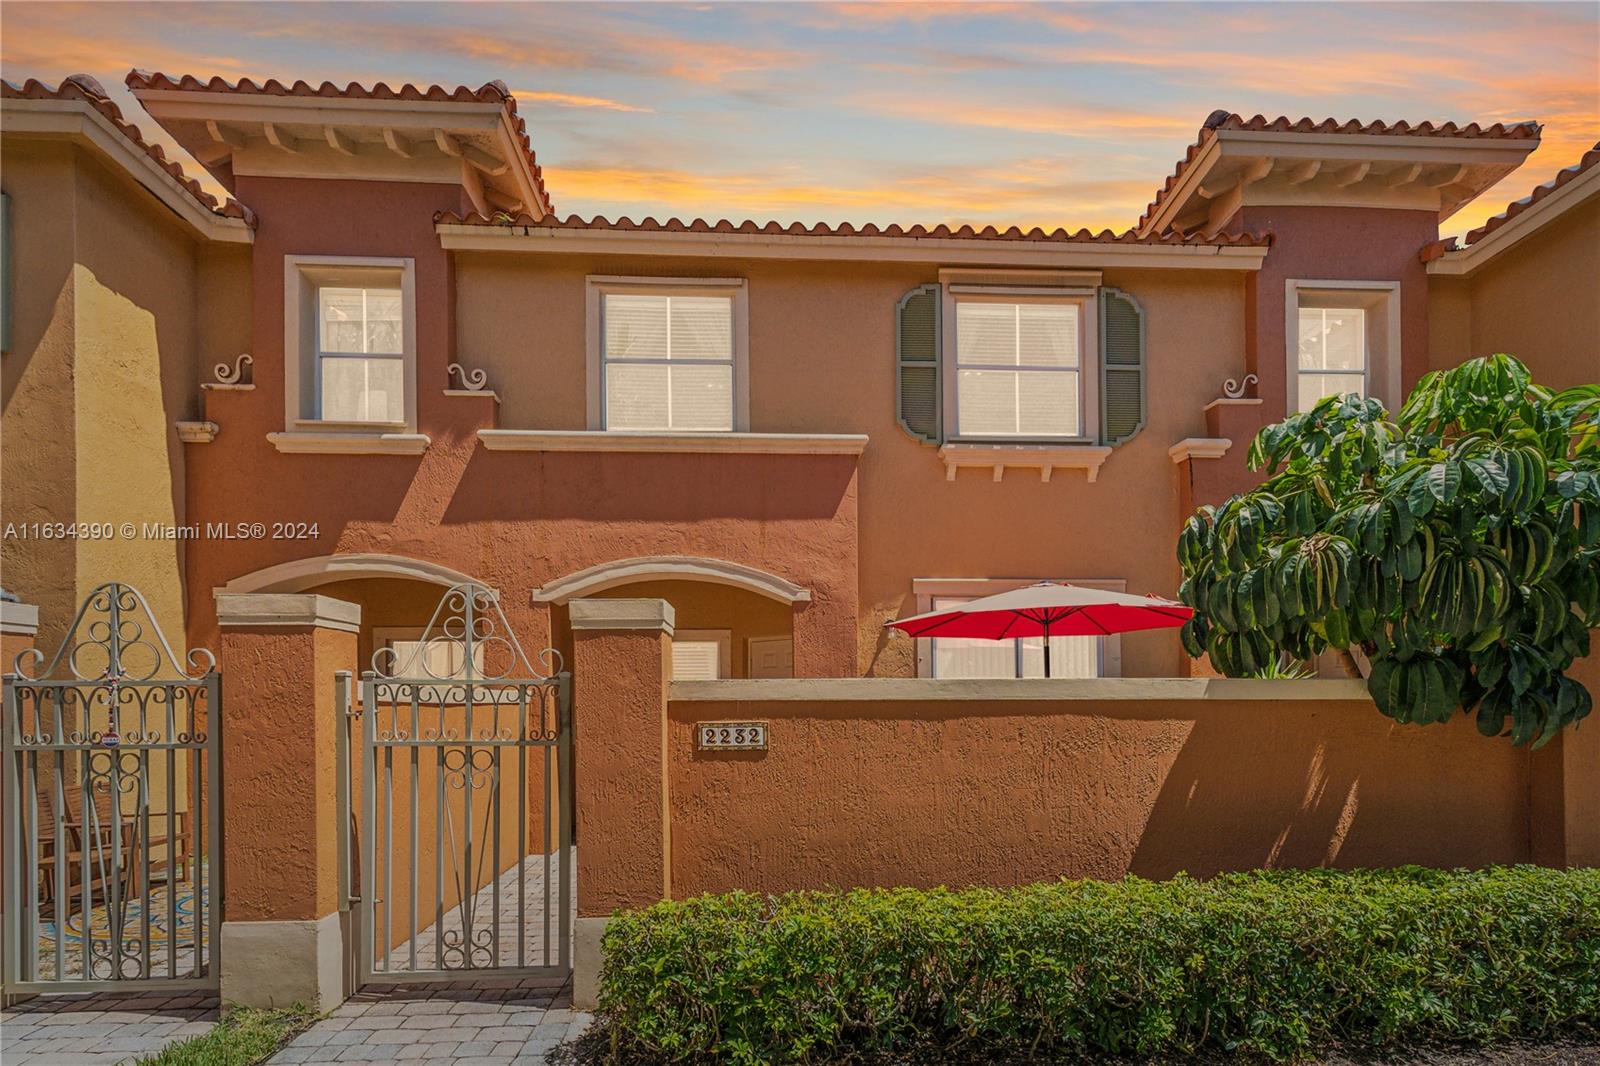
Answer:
340;582;572;986
2;584;221;995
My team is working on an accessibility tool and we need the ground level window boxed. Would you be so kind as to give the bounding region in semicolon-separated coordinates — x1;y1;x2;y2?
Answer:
928;596;1101;679
374;630;482;679
670;629;732;680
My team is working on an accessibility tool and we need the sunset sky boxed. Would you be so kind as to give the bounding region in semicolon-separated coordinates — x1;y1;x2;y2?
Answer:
2;1;1595;239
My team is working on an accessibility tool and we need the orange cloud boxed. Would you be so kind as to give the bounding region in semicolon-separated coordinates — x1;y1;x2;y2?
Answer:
549;161;1149;233
511;90;652;114
858;94;1197;140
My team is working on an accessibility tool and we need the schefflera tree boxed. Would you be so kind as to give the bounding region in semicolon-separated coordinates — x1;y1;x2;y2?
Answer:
1176;355;1600;747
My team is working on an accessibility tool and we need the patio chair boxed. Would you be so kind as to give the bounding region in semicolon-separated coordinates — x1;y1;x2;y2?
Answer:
33;781;192;918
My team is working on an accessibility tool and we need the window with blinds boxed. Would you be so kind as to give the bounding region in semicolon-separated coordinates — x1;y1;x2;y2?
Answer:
318;285;405;422
603;293;735;431
1296;306;1367;411
928;596;1100;679
954;300;1082;438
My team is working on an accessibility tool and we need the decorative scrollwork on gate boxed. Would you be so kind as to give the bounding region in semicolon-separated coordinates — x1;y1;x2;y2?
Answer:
369;582;562;682
12;582;216;682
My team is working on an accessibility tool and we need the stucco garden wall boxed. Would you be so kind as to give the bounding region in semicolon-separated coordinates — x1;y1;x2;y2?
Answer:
666;679;1536;896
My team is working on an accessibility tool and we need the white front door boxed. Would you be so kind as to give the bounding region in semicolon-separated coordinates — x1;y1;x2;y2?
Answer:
746;636;793;678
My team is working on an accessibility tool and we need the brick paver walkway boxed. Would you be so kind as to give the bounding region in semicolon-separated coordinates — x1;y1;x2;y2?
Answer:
0;989;219;1065
267;976;592;1064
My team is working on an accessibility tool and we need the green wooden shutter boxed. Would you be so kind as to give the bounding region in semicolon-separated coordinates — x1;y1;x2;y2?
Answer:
1099;286;1146;445
896;283;941;443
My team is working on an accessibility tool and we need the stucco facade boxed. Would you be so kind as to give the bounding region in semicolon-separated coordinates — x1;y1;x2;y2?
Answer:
3;77;1595;686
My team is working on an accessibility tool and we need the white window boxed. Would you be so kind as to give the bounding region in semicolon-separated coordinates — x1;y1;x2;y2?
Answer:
670;629;732;680
954;300;1082;438
1286;280;1401;414
1296;307;1366;412
928;596;1101;679
283;256;417;433
586;277;749;432
374;629;483;680
910;578;1123;679
318;286;405;422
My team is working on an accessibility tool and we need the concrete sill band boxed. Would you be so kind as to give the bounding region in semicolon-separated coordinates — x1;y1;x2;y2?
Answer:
478;430;870;455
670;677;1372;702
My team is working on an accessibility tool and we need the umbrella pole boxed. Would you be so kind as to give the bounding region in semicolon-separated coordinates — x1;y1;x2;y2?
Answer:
1043;620;1051;679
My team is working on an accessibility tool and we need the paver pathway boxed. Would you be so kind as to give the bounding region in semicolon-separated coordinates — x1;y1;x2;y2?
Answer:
0;989;219;1065
268;976;592;1064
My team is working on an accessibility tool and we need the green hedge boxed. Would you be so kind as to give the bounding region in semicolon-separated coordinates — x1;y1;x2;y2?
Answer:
599;867;1600;1063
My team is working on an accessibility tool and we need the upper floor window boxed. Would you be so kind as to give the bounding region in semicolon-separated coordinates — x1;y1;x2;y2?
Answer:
1296;306;1366;411
318;286;404;422
954;299;1084;438
586;277;749;432
1286;280;1399;415
284;256;417;433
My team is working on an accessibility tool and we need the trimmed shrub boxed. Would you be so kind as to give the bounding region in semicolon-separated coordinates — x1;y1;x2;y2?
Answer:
599;867;1600;1063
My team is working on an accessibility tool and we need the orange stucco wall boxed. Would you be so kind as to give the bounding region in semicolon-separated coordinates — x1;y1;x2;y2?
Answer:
666;693;1533;895
572;625;671;917
1427;197;1600;388
220;623;353;922
1238;205;1437;424
450;254;1249;678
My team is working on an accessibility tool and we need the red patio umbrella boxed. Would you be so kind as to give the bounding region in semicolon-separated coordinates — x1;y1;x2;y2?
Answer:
885;581;1193;678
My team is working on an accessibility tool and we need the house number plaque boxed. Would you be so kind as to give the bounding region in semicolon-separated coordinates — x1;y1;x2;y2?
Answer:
697;721;767;750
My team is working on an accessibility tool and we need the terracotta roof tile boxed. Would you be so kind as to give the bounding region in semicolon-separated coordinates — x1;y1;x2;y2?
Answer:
124;70;552;216
434;210;1272;247
1460;141;1600;246
1;73;256;227
1139;110;1543;233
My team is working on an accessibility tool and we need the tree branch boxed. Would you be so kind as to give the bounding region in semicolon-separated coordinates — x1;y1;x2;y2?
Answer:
1335;647;1367;679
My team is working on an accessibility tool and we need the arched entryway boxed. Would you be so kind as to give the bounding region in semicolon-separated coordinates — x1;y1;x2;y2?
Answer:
534;555;807;679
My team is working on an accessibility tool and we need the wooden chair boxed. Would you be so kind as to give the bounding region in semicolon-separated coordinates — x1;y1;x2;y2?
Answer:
33;781;192;918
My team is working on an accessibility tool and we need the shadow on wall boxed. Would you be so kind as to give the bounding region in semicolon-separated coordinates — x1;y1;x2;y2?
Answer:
1128;702;1531;878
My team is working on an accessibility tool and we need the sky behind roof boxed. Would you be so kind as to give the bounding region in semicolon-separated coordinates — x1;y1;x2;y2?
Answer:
3;1;1596;238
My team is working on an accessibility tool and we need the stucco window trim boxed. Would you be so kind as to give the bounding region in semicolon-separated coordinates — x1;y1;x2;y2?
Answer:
282;254;419;438
266;431;430;455
940;287;1101;447
936;443;1113;483
1285;279;1401;414
584;275;751;433
910;577;1126;679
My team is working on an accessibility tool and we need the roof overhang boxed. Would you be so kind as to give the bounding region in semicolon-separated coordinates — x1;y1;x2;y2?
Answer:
1144;128;1540;237
0;96;253;243
1427;162;1600;277
129;87;546;219
436;222;1270;270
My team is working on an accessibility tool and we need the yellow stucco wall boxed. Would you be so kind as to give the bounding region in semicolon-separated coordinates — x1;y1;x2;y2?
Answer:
0;139;209;661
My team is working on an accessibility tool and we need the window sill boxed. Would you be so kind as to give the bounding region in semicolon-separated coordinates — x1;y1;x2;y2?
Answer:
266;431;431;455
478;430;869;456
937;442;1113;482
